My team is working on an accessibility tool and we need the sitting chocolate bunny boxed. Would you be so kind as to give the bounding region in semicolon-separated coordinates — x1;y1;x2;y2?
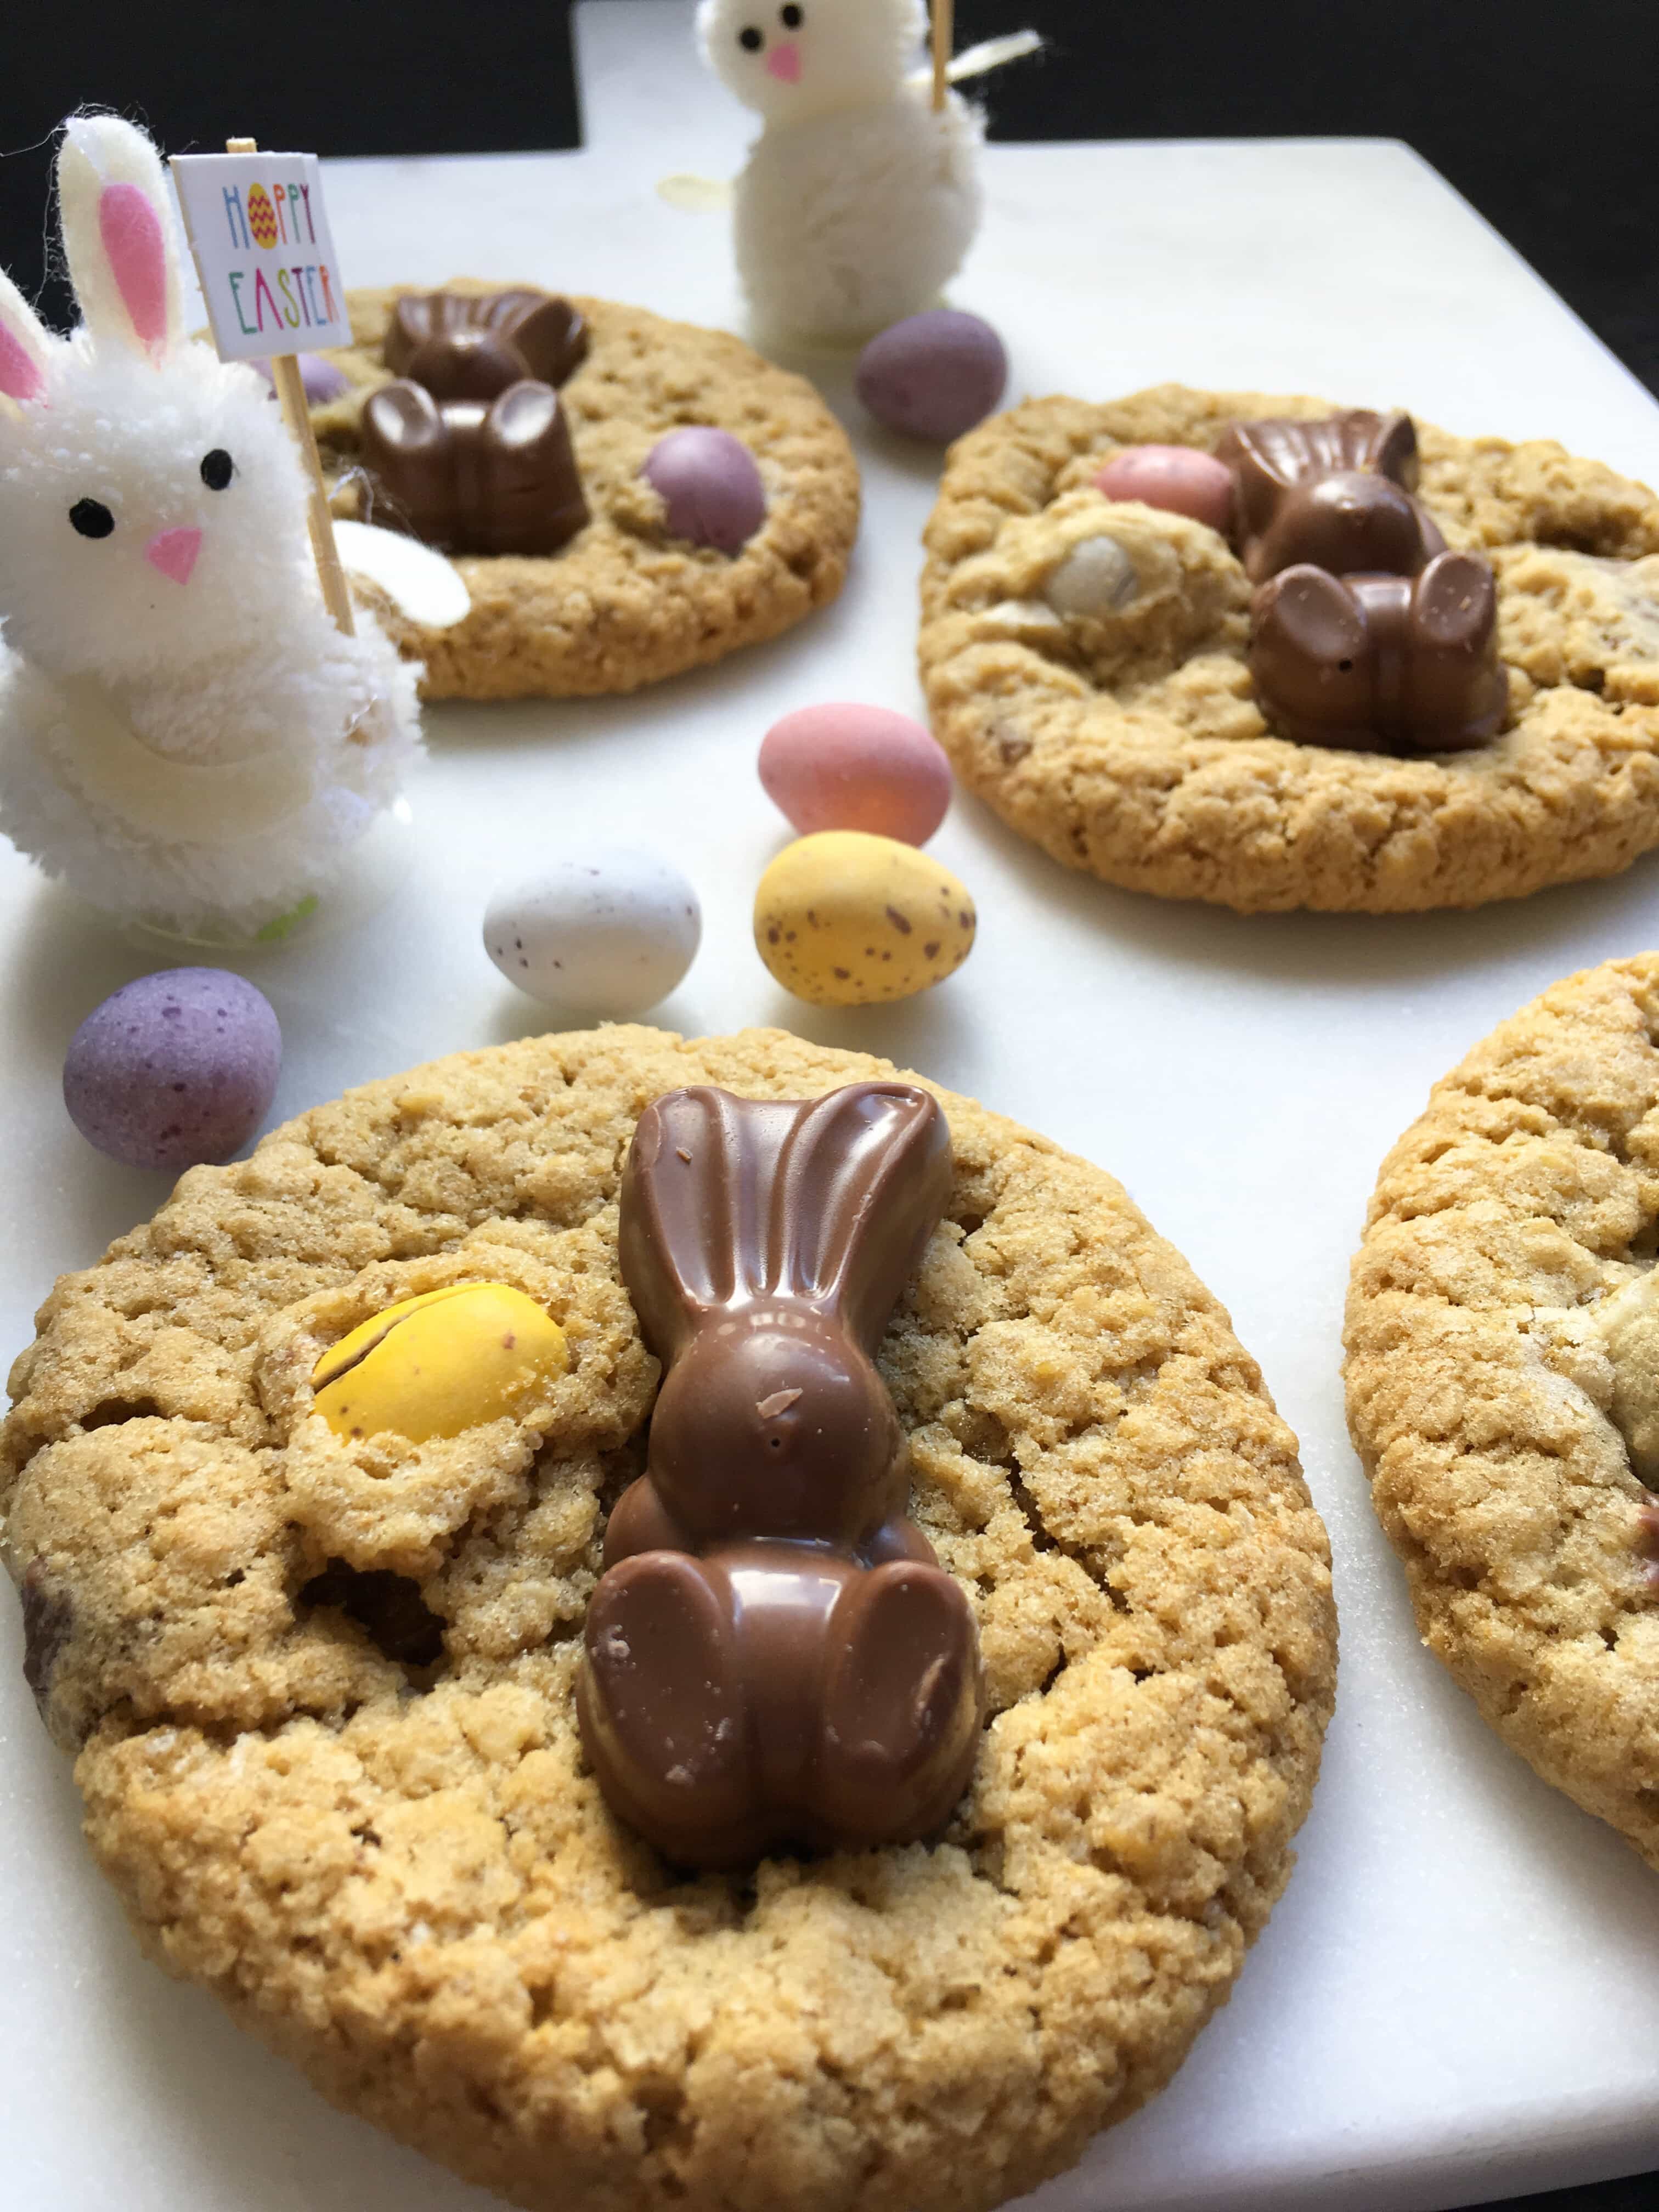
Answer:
1218;409;1506;754
360;289;589;557
578;1081;984;1869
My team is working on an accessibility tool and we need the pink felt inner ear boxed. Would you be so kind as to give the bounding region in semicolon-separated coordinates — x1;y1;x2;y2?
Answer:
0;321;44;402
98;183;169;351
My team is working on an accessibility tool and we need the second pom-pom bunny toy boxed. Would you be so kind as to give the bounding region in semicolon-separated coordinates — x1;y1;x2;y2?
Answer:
0;115;425;940
696;0;1036;345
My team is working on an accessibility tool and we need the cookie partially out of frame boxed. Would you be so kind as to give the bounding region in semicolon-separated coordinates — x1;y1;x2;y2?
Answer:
3;1026;1333;2212
314;286;860;700
919;385;1659;913
1345;958;1659;1868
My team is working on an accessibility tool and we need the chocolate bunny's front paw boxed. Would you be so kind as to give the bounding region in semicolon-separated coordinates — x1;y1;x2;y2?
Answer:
579;1553;756;1861
817;1561;983;1848
1249;563;1376;749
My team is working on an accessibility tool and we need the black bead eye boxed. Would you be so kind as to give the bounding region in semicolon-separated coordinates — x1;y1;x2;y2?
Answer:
200;448;234;490
739;24;763;49
781;3;802;23
69;498;114;539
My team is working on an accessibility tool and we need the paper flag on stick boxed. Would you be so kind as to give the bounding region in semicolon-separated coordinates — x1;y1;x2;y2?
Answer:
173;138;356;634
171;148;351;362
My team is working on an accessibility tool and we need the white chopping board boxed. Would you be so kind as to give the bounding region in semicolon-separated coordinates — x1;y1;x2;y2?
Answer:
1;4;1656;2208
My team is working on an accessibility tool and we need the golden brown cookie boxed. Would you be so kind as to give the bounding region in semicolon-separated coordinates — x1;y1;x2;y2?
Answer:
1345;957;1659;1868
315;286;860;699
2;1025;1333;2212
919;385;1659;913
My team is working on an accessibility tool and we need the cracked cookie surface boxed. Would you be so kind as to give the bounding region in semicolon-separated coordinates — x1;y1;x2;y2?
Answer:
1345;957;1659;1867
920;385;1659;913
315;287;860;701
2;1026;1334;2212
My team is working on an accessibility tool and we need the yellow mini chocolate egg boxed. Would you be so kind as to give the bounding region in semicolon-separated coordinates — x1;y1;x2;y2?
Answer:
312;1282;568;1444
754;831;977;1007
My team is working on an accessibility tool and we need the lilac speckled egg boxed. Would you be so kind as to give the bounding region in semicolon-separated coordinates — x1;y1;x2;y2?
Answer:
760;704;952;845
1094;445;1234;532
855;311;1008;444
253;352;352;404
641;428;766;554
63;968;282;1173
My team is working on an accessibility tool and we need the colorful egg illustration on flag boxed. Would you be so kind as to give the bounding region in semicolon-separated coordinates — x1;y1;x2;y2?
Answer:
246;183;278;250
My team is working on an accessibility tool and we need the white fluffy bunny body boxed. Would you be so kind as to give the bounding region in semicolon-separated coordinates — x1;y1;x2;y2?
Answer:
698;0;983;345
0;115;419;937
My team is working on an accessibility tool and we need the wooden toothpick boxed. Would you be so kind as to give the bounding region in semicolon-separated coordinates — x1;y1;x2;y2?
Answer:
222;136;355;635
932;0;954;111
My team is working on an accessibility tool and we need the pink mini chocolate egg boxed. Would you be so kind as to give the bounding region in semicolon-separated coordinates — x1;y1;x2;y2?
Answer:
1094;444;1234;532
759;704;952;846
641;427;766;554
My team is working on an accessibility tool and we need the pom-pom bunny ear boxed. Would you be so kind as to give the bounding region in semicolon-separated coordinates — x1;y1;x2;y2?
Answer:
57;114;183;360
0;267;55;418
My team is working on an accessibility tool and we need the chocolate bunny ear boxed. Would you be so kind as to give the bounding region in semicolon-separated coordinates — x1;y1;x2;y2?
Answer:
766;1083;952;1350
1220;409;1420;551
619;1082;952;1361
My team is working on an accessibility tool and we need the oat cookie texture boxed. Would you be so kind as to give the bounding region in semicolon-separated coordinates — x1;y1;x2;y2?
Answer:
3;1028;1335;2212
1345;957;1659;1868
316;287;860;700
919;384;1659;913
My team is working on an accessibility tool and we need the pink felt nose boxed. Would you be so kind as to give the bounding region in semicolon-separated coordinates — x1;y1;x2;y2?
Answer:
144;527;201;585
766;39;802;81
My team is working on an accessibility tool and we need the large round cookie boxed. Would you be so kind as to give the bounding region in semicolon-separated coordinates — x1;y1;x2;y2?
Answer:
2;1026;1334;2212
919;385;1659;913
1345;958;1659;1868
314;287;861;700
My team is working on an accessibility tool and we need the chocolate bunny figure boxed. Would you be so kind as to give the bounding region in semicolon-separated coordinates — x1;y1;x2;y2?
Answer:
578;1082;985;1869
1217;409;1506;754
360;289;590;557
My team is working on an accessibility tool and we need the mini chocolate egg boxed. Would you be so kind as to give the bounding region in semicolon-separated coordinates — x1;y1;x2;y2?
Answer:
312;1283;568;1444
759;704;952;845
1094;444;1234;532
640;428;766;553
484;849;702;1017
754;832;975;1007
63;967;281;1172
1045;537;1138;618
855;311;1007;444
254;352;351;404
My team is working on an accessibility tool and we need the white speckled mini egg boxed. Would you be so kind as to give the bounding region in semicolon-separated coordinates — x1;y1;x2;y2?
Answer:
483;849;702;1018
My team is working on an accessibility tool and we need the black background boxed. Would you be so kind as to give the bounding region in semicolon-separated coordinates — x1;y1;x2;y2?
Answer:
5;0;1659;393
3;5;1658;2208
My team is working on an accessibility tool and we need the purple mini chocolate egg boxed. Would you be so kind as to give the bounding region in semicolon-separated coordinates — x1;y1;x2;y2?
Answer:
641;428;766;554
253;352;352;404
63;968;282;1173
855;311;1008;444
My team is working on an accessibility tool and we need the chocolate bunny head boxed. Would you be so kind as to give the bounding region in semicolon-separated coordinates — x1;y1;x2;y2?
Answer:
620;1082;952;1550
383;290;590;399
1220;409;1443;584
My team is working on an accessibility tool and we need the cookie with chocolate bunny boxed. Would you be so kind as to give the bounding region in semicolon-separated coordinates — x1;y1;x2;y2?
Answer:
1346;956;1659;1870
2;1025;1333;2212
310;283;861;699
919;383;1659;912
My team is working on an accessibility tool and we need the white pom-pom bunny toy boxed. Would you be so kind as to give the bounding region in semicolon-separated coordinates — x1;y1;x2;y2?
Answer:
0;114;424;940
696;0;1035;346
